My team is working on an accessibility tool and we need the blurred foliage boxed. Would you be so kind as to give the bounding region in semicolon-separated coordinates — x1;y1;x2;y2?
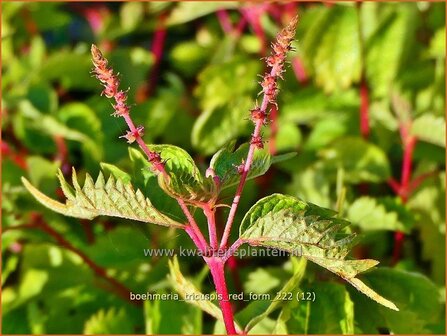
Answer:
1;1;445;335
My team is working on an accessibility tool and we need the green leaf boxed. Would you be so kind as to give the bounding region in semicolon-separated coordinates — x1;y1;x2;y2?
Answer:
282;87;359;124
287;165;331;208
209;142;272;190
243;258;307;333
22;168;183;228
319;137;391;183
347;196;413;232
148;144;215;203
348;268;443;334
192;96;253;155
39;50;97;90
167;2;239;25
192;57;260;154
366;7;414;98
58;102;103;162
286;282;355;334
25;156;60;189
429;27;446;59
84;308;133;334
411;113;446;147
305;117;347;150
313;6;361;92
120;2;144;31
99;163;131;184
168;257;224;324
239;194;398;311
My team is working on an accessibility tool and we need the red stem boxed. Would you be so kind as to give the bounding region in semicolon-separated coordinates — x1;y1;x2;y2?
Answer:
220;65;278;249
359;77;370;138
241;6;267;54
7;214;140;306
392;129;417;264
400;136;416;202
147;14;167;97
217;9;233;34
204;203;218;250
207;257;237;335
291;57;308;84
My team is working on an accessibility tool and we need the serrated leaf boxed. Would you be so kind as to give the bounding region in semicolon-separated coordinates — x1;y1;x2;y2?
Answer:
411;113;446;147
209;142;272;190
22;168;183;228
148;144;215;203
348;196;413;232
239;194;398;311
84;308;133;334
319;137;391;183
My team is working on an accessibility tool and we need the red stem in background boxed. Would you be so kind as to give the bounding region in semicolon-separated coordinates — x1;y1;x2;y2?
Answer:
408;170;438;193
291;57;308;84
146;14;167;98
217;9;234;34
1;141;27;170
359;77;370;138
391;125;417;264
400;135;416;202
241;6;268;55
53;135;71;175
5;214;140;306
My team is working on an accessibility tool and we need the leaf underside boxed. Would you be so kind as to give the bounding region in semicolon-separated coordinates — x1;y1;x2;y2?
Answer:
22;168;183;228
239;194;399;311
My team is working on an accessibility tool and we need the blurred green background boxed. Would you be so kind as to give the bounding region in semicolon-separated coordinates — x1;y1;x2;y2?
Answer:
1;1;445;334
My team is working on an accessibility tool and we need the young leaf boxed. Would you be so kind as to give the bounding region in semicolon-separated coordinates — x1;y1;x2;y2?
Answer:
209;142;272;190
22;168;183;228
148;144;216;203
168;257;224;324
239;194;398;311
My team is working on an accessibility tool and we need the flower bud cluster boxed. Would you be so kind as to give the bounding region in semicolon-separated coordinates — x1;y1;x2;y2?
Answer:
247;16;298;151
91;44;164;172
